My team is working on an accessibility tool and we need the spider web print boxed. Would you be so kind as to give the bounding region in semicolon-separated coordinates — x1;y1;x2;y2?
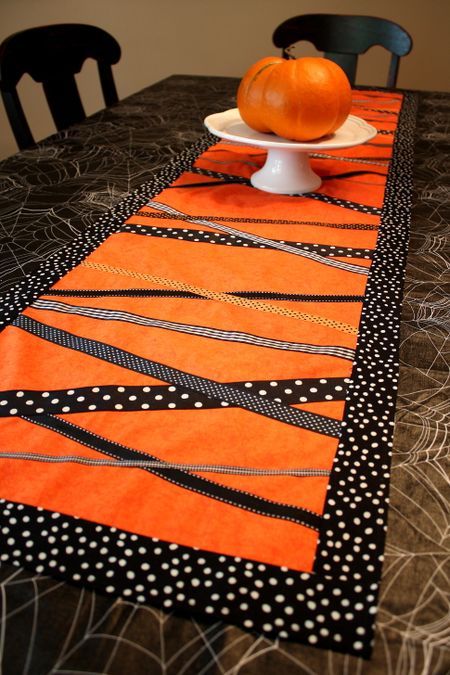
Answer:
0;83;449;674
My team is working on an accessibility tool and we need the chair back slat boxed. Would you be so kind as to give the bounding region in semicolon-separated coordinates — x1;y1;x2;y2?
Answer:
1;89;34;150
98;63;119;108
387;55;401;89
42;75;86;131
323;52;357;86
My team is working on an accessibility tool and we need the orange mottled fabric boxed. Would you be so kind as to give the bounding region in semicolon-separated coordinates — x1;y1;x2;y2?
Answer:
0;89;409;657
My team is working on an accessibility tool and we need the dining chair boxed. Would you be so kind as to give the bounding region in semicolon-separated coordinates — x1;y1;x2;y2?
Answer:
0;23;121;150
272;14;412;87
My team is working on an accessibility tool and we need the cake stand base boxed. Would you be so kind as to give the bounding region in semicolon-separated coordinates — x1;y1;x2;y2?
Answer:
204;109;377;196
250;148;321;195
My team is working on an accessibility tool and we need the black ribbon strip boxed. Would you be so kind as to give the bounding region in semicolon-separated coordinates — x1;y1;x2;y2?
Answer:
21;414;323;531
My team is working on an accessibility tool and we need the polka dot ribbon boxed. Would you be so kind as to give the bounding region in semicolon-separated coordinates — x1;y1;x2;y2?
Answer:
80;261;359;335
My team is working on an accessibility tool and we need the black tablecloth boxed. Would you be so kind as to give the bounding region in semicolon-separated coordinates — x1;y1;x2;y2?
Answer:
0;76;449;675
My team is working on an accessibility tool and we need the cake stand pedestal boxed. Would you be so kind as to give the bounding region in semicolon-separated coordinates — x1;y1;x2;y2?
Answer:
204;108;377;195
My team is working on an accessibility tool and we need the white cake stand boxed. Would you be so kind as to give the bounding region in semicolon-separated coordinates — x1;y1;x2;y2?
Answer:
204;108;377;195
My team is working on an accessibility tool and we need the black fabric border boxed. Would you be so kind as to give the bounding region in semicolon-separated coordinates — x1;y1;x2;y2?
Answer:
0;498;379;658
0;92;417;658
315;92;417;583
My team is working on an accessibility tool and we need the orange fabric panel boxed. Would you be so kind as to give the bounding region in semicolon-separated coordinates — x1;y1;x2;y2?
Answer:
38;293;365;338
154;184;380;225
0;324;165;391
79;233;370;305
70;408;338;472
129;210;381;249
22;305;354;383
0;90;403;575
0;454;318;571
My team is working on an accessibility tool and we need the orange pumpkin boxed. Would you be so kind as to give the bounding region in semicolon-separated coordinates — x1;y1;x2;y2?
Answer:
237;56;352;142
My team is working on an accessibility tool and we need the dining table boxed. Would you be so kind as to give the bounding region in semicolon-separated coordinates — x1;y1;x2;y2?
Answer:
0;74;448;675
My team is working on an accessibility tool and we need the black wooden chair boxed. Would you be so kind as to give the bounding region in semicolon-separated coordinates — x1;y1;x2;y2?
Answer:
0;23;121;150
272;14;412;87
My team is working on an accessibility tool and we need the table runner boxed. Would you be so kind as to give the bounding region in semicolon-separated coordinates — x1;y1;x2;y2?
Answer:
0;89;415;658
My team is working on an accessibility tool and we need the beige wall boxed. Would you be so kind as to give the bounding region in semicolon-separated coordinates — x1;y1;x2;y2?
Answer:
0;0;449;160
